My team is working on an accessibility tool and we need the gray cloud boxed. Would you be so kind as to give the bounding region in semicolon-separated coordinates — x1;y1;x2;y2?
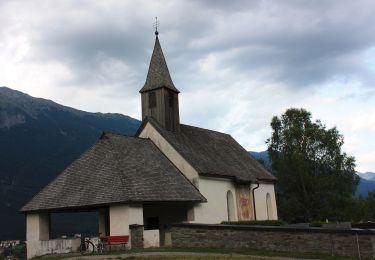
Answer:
3;0;374;91
2;0;375;171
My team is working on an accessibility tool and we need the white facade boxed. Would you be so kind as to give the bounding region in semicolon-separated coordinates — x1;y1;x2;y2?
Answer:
193;176;238;223
109;204;143;236
252;183;278;220
143;230;160;248
26;213;50;259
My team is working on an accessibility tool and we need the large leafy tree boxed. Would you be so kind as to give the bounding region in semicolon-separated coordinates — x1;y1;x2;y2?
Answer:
366;191;375;220
266;108;359;222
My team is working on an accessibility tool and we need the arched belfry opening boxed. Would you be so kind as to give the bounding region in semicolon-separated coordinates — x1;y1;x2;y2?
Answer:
140;35;180;132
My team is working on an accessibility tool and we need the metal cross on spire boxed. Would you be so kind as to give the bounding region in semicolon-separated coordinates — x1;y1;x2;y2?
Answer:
153;17;160;36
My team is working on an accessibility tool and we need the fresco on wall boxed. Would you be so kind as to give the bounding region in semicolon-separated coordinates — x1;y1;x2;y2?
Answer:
235;185;252;220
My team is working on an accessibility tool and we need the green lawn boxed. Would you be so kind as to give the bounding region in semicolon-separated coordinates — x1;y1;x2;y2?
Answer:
34;247;356;260
106;257;287;260
131;247;355;260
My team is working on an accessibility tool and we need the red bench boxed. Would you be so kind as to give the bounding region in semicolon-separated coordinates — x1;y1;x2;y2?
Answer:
99;235;129;250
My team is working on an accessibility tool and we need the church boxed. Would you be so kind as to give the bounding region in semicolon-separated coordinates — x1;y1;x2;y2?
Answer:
21;32;278;257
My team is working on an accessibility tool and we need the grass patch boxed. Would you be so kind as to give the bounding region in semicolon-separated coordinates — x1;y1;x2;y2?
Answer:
115;257;279;260
310;221;325;227
112;247;355;260
33;253;81;259
34;247;356;260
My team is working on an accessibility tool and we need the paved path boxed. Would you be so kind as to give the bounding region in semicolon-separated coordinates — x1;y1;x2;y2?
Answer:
63;251;318;260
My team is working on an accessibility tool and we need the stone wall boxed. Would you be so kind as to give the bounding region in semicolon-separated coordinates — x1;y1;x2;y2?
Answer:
130;224;144;249
171;223;375;259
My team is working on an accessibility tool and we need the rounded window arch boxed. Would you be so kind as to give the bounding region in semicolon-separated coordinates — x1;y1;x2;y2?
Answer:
226;190;235;221
266;193;273;220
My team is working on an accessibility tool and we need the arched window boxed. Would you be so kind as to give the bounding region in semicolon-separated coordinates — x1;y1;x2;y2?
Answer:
266;193;273;220
226;191;235;221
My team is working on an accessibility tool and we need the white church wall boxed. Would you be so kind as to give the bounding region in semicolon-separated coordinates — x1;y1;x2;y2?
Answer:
26;238;81;259
129;205;144;226
109;204;129;236
252;183;278;220
138;122;199;183
26;212;50;259
193;177;238;224
109;204;143;236
143;230;160;248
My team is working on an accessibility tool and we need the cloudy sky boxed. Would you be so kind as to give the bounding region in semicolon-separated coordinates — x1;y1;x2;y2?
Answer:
1;0;375;173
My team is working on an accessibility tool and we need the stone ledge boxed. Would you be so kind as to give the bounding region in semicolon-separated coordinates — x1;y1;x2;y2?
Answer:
130;224;144;229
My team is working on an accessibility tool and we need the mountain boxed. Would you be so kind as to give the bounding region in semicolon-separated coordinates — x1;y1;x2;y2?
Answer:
0;86;141;240
249;151;375;197
249;151;271;169
357;178;375;197
358;172;375;181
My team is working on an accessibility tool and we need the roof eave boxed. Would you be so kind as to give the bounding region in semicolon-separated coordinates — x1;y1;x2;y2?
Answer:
256;177;278;183
139;85;180;94
20;198;206;213
199;172;255;184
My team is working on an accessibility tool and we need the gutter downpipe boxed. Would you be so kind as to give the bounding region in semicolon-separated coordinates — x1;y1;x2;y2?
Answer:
251;181;260;221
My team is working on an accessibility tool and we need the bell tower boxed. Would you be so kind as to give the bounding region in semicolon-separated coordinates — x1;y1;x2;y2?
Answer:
140;32;180;132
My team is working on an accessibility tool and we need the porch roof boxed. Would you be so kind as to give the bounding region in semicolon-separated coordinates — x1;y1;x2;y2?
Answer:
21;133;205;212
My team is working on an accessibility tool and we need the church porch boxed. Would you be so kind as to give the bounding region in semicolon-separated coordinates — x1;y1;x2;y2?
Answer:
25;202;195;258
25;204;142;258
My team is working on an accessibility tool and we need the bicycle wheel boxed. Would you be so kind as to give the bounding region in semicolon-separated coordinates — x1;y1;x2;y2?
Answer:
97;241;104;254
80;240;95;255
86;241;95;254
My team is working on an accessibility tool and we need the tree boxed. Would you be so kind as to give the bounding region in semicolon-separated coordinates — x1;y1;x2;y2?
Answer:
266;108;359;222
365;191;375;220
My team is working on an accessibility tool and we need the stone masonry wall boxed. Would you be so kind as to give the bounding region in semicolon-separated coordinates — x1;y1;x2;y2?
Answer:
171;223;375;259
130;224;144;249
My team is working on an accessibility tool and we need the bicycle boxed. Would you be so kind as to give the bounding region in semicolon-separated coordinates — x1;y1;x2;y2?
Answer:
79;235;104;255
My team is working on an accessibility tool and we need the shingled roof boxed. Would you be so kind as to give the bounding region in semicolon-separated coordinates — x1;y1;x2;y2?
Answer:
21;133;205;212
138;117;276;183
139;36;180;93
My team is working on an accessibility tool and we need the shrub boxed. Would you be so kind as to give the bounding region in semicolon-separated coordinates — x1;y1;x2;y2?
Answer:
309;221;324;227
12;244;26;259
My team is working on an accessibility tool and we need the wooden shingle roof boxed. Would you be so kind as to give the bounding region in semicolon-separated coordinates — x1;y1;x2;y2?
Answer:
139;36;180;93
21;133;205;212
139;117;276;183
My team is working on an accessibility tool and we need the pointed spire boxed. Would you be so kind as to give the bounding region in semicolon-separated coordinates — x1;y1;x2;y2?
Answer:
140;36;180;93
154;17;159;36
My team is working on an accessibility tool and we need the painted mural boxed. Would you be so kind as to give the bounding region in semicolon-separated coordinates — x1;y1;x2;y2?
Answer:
235;185;252;220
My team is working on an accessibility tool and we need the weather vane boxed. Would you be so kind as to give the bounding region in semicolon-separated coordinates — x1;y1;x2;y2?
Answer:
153;17;160;36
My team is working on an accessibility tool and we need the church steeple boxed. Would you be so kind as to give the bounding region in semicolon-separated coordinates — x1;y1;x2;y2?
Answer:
140;36;180;93
140;34;180;132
